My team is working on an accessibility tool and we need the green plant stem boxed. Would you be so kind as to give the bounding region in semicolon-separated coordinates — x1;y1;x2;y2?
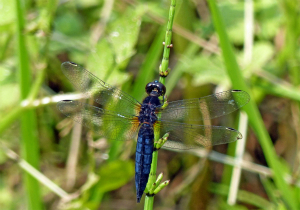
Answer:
207;0;298;209
159;0;176;85
144;196;154;209
144;1;176;209
15;0;42;209
145;150;158;193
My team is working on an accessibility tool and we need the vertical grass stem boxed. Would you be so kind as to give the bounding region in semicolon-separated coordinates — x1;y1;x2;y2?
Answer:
159;0;176;85
144;1;176;209
15;0;42;209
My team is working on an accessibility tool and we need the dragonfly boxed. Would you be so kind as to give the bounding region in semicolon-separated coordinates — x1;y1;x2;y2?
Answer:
57;61;250;203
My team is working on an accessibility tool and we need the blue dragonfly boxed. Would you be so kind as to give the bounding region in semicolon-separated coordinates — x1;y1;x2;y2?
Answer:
57;61;250;203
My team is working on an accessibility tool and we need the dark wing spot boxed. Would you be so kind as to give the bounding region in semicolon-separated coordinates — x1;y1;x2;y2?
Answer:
69;62;78;66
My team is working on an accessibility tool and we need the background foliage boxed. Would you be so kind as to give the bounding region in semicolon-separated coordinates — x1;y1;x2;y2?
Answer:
0;0;300;209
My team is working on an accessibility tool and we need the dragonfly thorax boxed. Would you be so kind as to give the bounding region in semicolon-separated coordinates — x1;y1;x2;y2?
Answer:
138;96;161;125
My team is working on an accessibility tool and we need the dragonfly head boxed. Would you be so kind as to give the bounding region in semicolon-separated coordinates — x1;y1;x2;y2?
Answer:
145;80;166;97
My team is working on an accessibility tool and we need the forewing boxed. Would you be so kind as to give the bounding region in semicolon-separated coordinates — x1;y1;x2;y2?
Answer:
155;121;242;150
159;90;249;123
57;100;139;141
61;61;141;116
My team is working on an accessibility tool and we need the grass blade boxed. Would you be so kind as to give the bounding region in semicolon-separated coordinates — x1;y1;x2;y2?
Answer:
15;0;42;209
207;0;298;209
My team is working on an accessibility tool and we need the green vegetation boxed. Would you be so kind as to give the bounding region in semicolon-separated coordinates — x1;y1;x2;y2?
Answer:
0;0;299;209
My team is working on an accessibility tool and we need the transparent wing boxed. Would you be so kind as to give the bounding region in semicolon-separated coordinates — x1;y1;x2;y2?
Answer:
57;100;140;141
155;121;242;150
159;90;249;123
61;61;141;116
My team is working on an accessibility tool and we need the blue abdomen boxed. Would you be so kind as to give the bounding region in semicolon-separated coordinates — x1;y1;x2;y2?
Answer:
135;126;154;203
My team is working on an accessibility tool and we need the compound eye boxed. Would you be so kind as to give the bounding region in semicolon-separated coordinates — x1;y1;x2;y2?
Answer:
145;81;166;96
157;83;166;95
145;82;154;95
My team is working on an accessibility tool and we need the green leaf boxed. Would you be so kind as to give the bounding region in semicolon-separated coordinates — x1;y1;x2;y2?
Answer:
86;39;129;87
86;39;115;82
173;0;195;53
96;160;134;193
249;42;274;69
238;41;275;73
0;84;19;110
107;7;144;66
74;0;102;8
0;180;14;210
61;160;134;210
54;12;84;37
181;54;230;86
0;0;15;26
144;2;168;20
255;0;282;39
219;1;245;44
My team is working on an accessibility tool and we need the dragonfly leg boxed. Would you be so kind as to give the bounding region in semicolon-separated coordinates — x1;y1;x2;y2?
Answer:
161;97;169;109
